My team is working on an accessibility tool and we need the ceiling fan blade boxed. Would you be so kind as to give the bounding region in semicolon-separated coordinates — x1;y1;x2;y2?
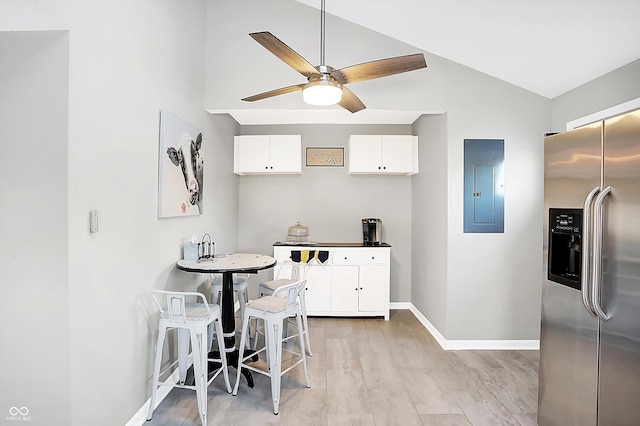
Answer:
331;53;427;84
249;32;320;79
242;84;306;102
338;86;366;113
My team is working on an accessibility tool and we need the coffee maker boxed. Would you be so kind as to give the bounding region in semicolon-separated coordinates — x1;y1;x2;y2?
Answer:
362;218;382;246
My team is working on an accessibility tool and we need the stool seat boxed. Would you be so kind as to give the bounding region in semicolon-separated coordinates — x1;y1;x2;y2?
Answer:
246;295;287;313
260;278;294;290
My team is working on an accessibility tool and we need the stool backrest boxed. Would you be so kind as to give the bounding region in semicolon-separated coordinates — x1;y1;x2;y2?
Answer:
151;290;210;322
276;260;310;281
270;279;307;311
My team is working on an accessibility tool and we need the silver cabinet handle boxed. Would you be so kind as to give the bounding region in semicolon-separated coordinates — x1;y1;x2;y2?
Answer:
581;186;600;317
592;186;612;321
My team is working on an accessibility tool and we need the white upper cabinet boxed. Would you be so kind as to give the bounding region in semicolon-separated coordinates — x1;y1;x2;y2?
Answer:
349;135;419;175
234;135;302;175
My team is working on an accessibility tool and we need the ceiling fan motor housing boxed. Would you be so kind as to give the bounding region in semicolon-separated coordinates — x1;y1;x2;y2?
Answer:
303;67;343;106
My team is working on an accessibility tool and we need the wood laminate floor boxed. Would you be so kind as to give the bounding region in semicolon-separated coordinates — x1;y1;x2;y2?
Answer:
146;310;539;425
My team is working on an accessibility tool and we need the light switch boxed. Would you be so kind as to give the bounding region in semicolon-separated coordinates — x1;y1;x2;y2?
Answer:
89;209;99;233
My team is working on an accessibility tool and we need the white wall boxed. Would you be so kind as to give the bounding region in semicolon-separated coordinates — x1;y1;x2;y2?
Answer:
0;30;71;424
18;0;240;424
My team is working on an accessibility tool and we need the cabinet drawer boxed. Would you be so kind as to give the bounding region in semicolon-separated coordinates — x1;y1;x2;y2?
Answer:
332;250;386;265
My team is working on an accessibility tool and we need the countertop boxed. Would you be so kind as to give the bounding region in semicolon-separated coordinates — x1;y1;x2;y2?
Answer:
273;241;392;248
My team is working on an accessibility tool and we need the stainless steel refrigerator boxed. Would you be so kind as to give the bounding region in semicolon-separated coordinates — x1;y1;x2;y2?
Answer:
538;108;640;425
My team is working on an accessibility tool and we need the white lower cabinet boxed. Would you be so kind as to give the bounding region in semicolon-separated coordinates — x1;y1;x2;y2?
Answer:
305;264;332;312
330;266;359;313
358;265;388;312
272;245;390;320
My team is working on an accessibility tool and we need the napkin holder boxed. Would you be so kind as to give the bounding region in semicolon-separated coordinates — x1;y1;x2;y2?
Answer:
183;235;200;260
183;242;199;260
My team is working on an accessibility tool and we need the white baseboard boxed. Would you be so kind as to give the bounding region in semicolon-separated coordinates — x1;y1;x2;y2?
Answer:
126;360;191;426
406;303;539;351
442;338;539;351
389;301;412;310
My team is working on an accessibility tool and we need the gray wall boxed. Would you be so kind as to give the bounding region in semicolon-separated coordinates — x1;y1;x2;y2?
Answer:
411;114;449;334
551;59;640;130
207;0;550;342
3;0;640;422
407;53;549;341
5;1;241;424
0;30;71;425
235;124;413;301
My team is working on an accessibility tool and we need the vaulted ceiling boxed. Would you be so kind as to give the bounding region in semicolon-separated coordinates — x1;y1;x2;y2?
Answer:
5;0;639;124
296;0;640;99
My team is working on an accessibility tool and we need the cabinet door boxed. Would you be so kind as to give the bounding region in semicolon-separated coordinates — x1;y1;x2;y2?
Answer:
269;135;301;173
235;135;270;173
305;265;331;312
349;135;382;173
358;265;388;312
330;266;359;312
381;135;415;173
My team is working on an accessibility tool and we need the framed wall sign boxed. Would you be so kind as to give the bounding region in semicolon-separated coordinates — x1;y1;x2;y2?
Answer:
306;147;344;167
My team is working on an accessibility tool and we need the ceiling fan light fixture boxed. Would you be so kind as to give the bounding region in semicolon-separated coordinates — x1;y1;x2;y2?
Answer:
243;0;427;113
302;79;342;106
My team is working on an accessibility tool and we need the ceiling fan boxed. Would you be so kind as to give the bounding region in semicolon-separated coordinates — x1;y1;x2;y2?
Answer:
242;0;427;113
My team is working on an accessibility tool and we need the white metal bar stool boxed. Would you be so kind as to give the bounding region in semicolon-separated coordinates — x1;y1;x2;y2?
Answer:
147;290;232;425
232;279;311;415
256;261;313;356
210;273;251;348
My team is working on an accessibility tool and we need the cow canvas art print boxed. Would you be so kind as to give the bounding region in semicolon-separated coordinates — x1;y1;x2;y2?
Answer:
158;110;204;217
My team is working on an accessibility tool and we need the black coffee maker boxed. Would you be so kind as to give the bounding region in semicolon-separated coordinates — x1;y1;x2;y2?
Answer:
362;218;382;246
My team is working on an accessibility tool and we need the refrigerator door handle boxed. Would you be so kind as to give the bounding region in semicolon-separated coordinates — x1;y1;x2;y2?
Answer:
592;186;612;321
581;186;600;317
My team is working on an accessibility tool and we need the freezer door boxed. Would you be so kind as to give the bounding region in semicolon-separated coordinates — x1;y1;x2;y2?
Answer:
598;109;640;425
539;124;601;426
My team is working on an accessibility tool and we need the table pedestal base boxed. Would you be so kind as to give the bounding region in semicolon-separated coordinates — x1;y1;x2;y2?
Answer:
210;349;259;389
184;349;259;388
